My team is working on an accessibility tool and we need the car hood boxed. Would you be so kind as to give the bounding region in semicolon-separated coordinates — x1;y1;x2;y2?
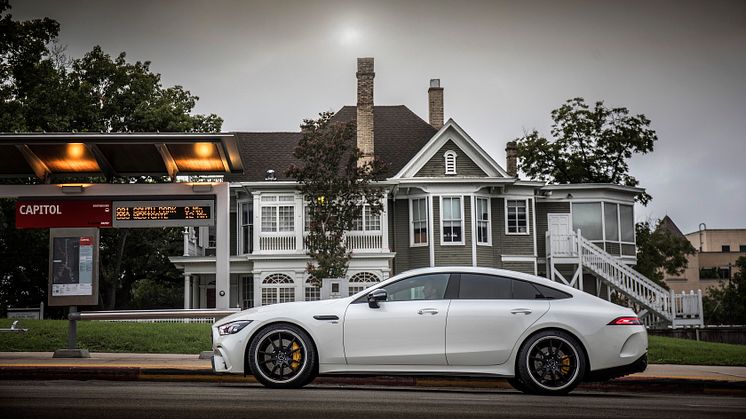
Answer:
213;298;352;326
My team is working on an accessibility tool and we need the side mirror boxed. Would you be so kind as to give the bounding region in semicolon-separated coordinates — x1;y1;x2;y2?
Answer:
367;289;387;308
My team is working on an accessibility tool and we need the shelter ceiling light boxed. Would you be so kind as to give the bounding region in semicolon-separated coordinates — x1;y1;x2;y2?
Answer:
67;143;85;159
195;142;213;158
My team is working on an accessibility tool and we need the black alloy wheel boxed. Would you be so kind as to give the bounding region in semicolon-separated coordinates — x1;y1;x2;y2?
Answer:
517;330;586;395
248;324;317;388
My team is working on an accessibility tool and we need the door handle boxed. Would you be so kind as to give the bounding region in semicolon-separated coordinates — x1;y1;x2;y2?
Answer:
510;308;532;315
418;308;439;315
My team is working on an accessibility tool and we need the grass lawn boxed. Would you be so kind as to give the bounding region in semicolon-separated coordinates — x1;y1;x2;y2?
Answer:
0;319;211;354
2;320;745;366
647;335;746;366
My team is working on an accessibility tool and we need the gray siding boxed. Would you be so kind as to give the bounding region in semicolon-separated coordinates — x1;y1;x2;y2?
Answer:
500;198;534;255
434;196;473;266
476;245;498;267
415;140;487;178
502;261;535;275
391;198;429;275
535;201;571;257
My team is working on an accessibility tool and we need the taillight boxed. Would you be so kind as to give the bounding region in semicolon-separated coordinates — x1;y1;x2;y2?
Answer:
608;316;642;325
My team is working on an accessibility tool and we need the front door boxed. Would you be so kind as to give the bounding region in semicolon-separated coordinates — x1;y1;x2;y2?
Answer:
548;213;573;256
343;273;451;365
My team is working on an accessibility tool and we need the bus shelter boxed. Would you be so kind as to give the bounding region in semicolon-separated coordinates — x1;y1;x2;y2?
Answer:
0;133;245;309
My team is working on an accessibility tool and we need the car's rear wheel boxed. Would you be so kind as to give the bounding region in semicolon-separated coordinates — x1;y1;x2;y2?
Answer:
248;324;317;388
516;330;586;395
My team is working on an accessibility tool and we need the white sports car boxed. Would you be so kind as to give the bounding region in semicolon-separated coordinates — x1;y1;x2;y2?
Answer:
211;267;647;395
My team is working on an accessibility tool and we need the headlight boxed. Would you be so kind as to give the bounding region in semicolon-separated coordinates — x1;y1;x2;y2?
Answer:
217;320;253;335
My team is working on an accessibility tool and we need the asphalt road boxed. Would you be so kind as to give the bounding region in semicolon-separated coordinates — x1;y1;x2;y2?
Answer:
1;381;744;419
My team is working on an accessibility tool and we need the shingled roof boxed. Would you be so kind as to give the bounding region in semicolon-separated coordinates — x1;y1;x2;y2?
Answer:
224;105;437;182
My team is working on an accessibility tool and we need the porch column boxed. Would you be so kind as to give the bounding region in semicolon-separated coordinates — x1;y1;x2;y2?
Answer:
215;182;230;309
183;274;191;309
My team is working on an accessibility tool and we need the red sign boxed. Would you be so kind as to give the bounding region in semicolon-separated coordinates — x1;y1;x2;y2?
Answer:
15;200;112;229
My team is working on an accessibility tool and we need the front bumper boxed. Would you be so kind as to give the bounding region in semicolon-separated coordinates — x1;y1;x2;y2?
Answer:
585;353;648;382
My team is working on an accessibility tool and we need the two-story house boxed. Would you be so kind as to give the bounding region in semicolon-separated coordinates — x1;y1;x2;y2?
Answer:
169;58;703;327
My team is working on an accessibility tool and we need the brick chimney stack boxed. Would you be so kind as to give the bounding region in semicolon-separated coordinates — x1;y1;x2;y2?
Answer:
356;57;375;167
505;141;518;177
428;79;444;129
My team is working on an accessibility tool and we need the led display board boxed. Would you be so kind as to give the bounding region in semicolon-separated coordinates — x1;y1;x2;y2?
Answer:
112;199;214;227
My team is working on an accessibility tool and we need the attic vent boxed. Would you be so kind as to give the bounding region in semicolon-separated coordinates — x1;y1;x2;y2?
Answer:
265;169;277;181
444;150;457;175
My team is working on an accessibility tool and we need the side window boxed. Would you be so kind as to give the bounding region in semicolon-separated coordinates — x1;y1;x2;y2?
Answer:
384;273;450;301
458;273;511;299
533;283;572;300
512;279;543;300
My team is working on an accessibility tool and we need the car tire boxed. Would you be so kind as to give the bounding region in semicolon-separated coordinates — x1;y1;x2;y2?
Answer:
247;323;317;389
506;378;530;393
516;330;586;395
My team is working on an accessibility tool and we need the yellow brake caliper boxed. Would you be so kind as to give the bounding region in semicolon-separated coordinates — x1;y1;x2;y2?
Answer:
290;342;302;370
560;355;571;375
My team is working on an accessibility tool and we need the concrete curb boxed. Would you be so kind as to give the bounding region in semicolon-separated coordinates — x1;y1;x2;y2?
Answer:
1;365;744;394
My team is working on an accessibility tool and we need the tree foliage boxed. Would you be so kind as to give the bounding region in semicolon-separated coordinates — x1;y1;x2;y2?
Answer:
515;98;657;204
634;220;696;288
287;112;386;282
0;2;221;313
703;256;746;325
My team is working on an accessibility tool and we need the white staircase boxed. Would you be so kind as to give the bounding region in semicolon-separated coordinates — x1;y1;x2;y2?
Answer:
547;230;703;327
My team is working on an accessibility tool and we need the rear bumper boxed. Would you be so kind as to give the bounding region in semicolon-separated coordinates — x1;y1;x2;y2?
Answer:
585;353;647;382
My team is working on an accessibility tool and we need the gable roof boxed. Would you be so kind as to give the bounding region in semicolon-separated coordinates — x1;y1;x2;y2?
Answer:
657;215;686;238
226;105;436;182
393;118;510;179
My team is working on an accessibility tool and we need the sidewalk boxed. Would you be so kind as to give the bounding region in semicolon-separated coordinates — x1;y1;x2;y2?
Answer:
1;352;745;393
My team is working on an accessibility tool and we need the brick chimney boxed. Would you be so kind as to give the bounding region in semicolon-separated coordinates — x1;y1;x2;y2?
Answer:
428;79;444;129
356;57;375;167
505;141;518;177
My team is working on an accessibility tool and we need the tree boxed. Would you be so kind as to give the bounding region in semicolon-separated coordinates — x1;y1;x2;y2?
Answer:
634;220;696;288
0;2;222;312
287;112;386;282
703;256;746;325
515;98;657;204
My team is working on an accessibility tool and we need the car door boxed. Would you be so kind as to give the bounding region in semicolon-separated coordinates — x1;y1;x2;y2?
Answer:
445;273;550;366
343;273;452;365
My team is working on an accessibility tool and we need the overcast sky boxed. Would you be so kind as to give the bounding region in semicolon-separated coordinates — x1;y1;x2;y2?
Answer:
12;0;746;234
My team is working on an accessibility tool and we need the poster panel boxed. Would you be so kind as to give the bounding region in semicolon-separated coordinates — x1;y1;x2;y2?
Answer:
48;228;99;306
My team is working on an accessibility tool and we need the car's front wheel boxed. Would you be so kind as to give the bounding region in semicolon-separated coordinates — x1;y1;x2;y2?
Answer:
516;330;586;395
247;323;317;388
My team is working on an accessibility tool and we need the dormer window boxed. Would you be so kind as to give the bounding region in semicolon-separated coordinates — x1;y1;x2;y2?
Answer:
444;150;457;175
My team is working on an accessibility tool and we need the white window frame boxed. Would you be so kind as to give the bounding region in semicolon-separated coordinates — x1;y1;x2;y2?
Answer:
505;198;530;235
237;199;253;254
351;204;382;232
260;194;295;233
409;197;429;247
475;196;492;246
261;273;295;305
348;272;381;296
570;200;635;245
444;150;457;175
440;195;465;245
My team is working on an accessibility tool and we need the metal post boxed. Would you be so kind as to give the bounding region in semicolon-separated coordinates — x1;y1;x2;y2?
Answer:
215;182;230;309
68;305;77;350
54;306;89;358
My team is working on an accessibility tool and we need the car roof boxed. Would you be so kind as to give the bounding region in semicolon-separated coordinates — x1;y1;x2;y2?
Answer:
386;266;582;296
